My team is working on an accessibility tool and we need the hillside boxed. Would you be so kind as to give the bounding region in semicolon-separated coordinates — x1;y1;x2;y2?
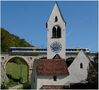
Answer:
1;28;32;52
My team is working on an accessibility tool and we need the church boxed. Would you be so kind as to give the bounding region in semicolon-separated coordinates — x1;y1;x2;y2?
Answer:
31;3;90;89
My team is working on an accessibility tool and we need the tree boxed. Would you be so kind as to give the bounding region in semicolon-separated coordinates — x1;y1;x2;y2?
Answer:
1;28;32;52
87;61;98;88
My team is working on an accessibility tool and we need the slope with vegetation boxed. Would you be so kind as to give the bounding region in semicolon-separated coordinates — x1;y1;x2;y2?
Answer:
1;28;32;52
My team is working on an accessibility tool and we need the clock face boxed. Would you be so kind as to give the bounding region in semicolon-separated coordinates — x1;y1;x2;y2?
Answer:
50;42;62;53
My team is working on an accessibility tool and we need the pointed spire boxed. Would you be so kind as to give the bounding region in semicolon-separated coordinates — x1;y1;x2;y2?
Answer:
55;2;66;24
47;2;66;24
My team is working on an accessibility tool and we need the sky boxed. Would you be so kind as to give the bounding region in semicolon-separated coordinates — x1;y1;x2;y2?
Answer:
1;1;98;52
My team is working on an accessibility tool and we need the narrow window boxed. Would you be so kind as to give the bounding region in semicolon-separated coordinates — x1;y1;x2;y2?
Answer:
46;22;47;28
80;63;83;68
55;16;58;22
53;76;57;81
52;27;56;38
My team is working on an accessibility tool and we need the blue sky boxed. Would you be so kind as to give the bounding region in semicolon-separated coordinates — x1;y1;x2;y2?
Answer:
1;1;98;52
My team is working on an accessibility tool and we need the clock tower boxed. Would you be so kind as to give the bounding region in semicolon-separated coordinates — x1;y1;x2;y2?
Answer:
46;3;66;59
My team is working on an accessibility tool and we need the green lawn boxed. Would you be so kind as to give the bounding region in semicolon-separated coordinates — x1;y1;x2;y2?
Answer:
6;62;28;83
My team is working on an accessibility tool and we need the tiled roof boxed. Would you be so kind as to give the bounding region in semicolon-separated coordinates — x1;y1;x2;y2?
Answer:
41;85;65;89
35;59;69;76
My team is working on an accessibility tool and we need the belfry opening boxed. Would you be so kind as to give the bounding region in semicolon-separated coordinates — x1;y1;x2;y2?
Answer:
52;25;61;38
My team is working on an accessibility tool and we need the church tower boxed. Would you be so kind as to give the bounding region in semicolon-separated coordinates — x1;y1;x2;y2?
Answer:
46;3;66;59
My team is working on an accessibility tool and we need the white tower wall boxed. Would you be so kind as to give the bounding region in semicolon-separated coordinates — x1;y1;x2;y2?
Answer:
47;3;66;59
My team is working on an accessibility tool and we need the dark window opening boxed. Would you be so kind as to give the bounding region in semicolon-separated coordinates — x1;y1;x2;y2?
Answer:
30;57;32;60
80;63;83;68
53;76;57;81
57;28;61;38
55;16;58;22
52;27;57;38
52;25;61;38
2;57;4;59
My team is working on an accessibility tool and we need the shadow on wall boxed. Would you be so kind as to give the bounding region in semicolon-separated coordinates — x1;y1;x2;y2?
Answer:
66;57;75;67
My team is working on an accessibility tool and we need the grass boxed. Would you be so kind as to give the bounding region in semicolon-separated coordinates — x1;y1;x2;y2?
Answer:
6;62;28;83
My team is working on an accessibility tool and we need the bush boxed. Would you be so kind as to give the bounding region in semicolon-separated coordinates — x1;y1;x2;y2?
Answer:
23;82;31;89
1;82;9;89
19;77;23;84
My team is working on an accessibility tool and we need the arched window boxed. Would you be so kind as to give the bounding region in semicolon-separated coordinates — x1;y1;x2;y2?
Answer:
55;16;58;22
57;27;61;38
80;63;83;69
52;25;61;38
52;27;57;38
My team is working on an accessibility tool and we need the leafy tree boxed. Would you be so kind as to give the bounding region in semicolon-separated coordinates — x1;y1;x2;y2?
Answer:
87;58;98;88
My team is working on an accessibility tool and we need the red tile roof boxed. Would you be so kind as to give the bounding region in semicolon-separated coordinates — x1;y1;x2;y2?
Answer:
35;59;69;76
41;85;65;89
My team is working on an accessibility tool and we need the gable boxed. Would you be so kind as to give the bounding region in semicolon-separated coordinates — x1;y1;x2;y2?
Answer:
47;3;66;24
69;50;90;70
67;50;90;83
53;54;61;59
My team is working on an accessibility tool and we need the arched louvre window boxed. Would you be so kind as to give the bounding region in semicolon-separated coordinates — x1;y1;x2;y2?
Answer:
52;25;61;38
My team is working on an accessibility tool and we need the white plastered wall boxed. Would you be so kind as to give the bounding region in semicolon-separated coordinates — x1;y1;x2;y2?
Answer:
68;50;90;83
